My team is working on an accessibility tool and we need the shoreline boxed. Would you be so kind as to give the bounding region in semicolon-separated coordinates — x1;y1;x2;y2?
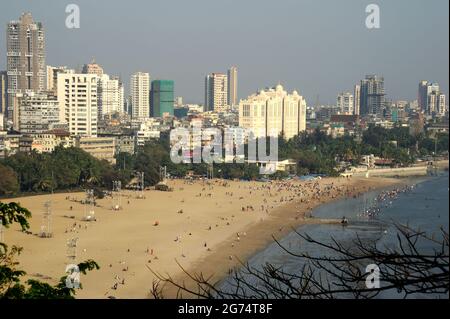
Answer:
158;176;405;298
0;175;420;299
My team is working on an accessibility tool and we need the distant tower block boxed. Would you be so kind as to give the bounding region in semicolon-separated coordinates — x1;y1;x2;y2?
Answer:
66;237;78;262
39;201;53;238
83;189;96;221
112;180;122;211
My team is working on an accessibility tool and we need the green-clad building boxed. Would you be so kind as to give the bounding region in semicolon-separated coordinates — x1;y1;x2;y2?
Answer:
150;80;174;117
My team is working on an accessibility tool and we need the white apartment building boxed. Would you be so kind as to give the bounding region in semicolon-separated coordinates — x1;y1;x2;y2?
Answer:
57;73;98;137
205;73;228;112
136;122;160;146
131;72;150;119
354;85;361;115
438;93;446;116
337;92;354;115
239;84;307;140
46;66;74;93
98;74;124;118
17;92;60;134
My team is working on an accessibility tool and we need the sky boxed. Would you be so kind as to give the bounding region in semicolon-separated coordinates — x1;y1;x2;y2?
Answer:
1;0;448;105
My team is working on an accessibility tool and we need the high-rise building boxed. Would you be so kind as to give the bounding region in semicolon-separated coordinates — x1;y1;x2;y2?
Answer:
150;80;174;117
175;96;183;107
46;66;75;94
239;84;307;140
359;75;385;115
227;66;238;107
419;81;445;116
17;92;60;134
354;84;361;115
130;72;150;119
98;74;124;118
57;73;98;137
418;80;429;112
205;73;228;112
82;59;104;77
337;92;354;115
0;71;7;115
438;93;446;116
6;13;46;122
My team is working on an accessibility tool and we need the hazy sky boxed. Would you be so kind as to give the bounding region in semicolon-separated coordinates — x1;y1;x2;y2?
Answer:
1;0;448;104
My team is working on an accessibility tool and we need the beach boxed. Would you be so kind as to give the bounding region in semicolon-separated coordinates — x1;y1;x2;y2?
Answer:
1;176;402;299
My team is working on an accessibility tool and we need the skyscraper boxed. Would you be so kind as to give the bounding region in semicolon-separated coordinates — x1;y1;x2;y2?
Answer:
205;73;228;112
150;80;174;117
239;84;307;140
359;75;385;116
354;84;361;115
0;71;7;115
6;13;46;122
98;74;124;118
419;81;446;116
336;92;354;115
418;80;429;112
130;72;150;119
57;73;98;137
227;66;238;107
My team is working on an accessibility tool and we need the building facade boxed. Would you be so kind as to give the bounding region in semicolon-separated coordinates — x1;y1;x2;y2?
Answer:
151;80;174;117
130;72;150;119
98;74;124;118
360;75;385;116
6;13;46;122
46;66;74;94
227;66;238;107
354;84;361;115
337;92;354;115
57;73;98;137
17;92;60;133
239;84;307;140
0;71;7;115
75;136;116;164
82;60;104;77
205;73;228;112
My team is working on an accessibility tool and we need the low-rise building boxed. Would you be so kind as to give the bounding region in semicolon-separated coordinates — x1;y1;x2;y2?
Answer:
31;129;72;153
75;136;116;164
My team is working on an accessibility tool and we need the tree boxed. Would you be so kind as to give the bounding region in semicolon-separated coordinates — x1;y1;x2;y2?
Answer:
150;224;449;299
0;164;19;196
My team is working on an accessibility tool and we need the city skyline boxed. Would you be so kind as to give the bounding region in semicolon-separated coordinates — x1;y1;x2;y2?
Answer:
0;0;448;105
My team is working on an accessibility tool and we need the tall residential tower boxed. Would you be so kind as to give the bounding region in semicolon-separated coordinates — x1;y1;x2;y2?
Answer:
130;72;150;119
6;13;46;122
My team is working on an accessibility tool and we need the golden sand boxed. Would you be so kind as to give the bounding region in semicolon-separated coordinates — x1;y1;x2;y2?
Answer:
1;176;400;298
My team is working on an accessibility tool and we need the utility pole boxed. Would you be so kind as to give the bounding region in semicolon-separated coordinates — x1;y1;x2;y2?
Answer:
39;201;53;238
112;180;122;210
84;189;96;221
